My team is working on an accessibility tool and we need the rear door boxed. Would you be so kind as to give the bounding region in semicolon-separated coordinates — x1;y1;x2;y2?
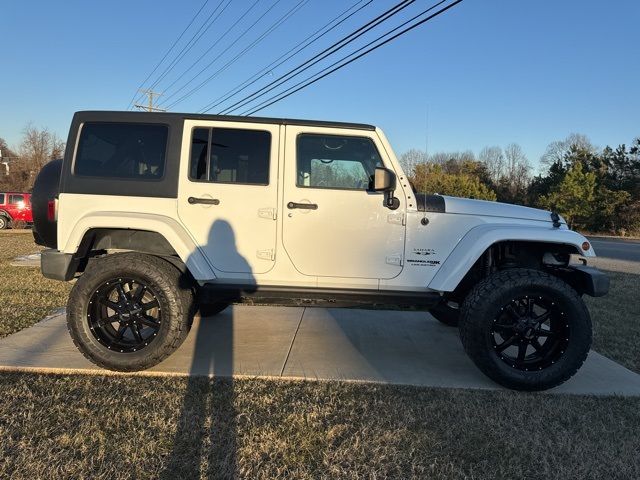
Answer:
282;126;406;280
177;120;280;275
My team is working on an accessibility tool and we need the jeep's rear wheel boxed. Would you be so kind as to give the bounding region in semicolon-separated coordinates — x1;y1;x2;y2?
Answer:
0;215;9;230
67;253;193;371
459;268;591;391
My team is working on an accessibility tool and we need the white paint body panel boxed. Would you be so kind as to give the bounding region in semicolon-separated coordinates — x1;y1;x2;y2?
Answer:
177;120;280;276
281;125;405;280
56;120;596;293
57;194;215;280
428;223;594;292
442;196;561;222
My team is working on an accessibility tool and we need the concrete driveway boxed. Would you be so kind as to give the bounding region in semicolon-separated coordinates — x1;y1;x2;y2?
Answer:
1;305;639;396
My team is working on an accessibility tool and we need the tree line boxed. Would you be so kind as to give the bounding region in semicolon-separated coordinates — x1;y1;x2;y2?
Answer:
2;125;638;235
401;134;640;235
0;125;65;192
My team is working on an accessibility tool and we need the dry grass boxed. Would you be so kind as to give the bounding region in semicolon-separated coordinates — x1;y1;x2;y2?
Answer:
0;373;638;480
586;269;640;373
0;231;71;338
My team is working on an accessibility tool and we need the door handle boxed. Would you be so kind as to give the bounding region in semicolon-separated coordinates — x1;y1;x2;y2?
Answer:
188;197;220;205
287;201;318;210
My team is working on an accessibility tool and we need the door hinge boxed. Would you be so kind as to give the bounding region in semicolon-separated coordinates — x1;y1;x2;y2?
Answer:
387;212;405;225
258;207;277;220
257;249;275;261
385;254;403;266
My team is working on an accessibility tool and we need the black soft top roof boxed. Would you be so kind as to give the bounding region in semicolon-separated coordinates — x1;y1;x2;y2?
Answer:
75;111;376;131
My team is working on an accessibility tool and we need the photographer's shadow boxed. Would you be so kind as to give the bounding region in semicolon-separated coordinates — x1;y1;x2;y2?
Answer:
161;220;255;479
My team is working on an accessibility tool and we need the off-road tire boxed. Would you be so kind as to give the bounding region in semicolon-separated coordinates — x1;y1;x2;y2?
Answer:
67;252;194;372
0;215;9;230
199;302;229;318
459;268;591;391
429;302;460;327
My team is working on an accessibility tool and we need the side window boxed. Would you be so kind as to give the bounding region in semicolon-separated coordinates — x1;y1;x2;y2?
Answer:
296;134;383;190
74;123;168;179
9;194;24;204
0;194;5;204
189;127;271;185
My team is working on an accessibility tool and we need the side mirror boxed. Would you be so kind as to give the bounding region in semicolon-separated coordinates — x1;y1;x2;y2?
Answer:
373;167;396;192
373;167;400;210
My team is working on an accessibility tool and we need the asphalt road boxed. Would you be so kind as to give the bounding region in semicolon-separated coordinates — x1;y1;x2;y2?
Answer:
588;236;640;263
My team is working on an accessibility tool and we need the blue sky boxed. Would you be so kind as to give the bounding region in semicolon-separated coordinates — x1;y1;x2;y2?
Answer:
1;0;638;169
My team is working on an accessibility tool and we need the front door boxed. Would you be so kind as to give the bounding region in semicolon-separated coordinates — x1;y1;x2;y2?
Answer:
282;126;405;280
178;120;280;275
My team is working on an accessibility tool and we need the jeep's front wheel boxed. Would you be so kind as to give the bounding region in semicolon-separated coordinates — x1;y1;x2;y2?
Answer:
67;253;193;371
0;215;9;230
459;268;591;391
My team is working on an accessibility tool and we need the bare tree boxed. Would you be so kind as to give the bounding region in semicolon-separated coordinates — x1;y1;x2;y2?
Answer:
399;148;428;175
478;146;505;183
541;133;596;168
497;143;532;204
17;124;65;189
429;150;475;166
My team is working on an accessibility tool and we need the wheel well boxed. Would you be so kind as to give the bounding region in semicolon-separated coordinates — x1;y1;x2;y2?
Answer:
84;228;178;255
0;209;11;219
448;241;581;303
74;228;180;274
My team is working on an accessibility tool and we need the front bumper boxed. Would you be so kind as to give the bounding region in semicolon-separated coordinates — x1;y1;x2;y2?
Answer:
41;249;78;281
566;265;610;297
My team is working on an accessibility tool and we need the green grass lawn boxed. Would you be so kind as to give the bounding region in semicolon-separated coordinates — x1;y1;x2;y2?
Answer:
0;232;639;479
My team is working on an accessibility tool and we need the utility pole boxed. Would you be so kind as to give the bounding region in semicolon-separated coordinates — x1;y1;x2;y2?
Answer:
134;89;166;112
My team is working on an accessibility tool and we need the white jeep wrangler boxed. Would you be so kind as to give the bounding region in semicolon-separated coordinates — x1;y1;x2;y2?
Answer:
31;111;609;391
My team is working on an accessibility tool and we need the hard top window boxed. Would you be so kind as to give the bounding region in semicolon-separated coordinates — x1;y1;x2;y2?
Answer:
0;194;4;204
74;123;168;179
189;127;270;185
9;194;25;204
296;134;383;190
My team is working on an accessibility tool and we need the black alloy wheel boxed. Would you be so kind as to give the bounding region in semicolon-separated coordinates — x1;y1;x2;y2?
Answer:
491;295;569;371
88;277;162;353
67;252;194;372
459;268;592;391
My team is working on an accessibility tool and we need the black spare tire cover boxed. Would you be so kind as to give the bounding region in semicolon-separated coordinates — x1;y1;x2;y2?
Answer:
32;159;62;249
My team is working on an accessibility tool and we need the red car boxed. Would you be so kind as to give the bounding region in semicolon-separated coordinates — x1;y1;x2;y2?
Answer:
0;192;33;229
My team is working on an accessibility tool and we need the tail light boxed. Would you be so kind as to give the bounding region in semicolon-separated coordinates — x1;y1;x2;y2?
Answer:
47;200;57;221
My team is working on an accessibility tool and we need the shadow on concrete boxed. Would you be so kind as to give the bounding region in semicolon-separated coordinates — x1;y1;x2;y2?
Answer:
160;220;255;478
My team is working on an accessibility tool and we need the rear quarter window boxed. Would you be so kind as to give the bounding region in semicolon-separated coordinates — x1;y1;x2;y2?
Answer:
74;123;168;180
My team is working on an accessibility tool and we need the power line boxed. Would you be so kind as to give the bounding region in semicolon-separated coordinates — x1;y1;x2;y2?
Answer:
164;0;309;110
158;0;284;107
199;0;372;114
212;0;417;115
141;0;232;99
243;0;464;116
156;0;262;103
126;0;211;110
